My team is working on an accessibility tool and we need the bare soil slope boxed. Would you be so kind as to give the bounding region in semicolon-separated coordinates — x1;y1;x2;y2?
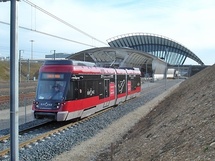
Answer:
97;65;215;161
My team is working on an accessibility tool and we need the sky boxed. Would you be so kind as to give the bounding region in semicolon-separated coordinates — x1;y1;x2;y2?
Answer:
0;0;215;65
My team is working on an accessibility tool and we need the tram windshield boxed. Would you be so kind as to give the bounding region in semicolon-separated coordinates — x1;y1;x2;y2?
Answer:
36;73;68;101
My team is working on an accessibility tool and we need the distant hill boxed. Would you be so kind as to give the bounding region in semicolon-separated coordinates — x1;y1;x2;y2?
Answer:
0;60;43;82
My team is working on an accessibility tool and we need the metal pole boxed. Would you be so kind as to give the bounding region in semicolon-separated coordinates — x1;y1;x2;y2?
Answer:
50;50;56;60
19;50;23;82
54;50;56;60
19;50;21;82
25;97;27;123
30;40;34;60
165;48;168;90
165;63;167;90
178;62;179;79
145;62;148;81
28;59;30;81
10;0;19;160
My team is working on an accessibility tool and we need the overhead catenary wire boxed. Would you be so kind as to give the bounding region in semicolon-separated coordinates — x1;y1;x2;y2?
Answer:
22;0;108;46
0;20;96;48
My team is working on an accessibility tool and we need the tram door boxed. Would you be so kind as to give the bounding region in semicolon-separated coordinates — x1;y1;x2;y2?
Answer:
103;79;110;107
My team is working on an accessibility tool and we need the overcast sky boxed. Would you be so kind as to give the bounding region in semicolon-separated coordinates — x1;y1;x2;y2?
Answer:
0;0;214;65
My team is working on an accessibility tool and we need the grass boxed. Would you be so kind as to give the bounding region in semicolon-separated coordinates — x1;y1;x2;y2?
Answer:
0;60;43;82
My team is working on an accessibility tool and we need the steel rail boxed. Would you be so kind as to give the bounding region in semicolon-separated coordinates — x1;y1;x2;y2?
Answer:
0;107;112;158
0;120;51;145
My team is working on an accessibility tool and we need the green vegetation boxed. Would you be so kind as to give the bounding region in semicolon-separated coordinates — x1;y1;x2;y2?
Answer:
0;61;10;81
0;60;43;82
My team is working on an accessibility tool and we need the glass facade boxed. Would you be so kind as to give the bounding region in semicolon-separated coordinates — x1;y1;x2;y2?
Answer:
107;33;204;65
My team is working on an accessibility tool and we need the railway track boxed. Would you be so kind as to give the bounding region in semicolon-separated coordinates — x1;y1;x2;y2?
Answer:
0;92;35;104
0;119;52;141
0;107;112;159
0;81;37;105
0;119;59;158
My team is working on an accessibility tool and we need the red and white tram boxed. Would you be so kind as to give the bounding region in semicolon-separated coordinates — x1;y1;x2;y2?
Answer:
32;60;141;121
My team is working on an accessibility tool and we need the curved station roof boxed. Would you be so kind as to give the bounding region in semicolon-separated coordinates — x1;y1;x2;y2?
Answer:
107;33;204;65
67;47;161;68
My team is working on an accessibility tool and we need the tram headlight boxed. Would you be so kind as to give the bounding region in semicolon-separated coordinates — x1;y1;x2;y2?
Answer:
33;101;39;108
56;102;61;109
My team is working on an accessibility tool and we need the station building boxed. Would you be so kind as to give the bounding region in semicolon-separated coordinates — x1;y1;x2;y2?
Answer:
107;33;204;66
67;33;206;80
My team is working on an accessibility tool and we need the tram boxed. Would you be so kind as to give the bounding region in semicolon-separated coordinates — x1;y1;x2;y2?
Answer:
32;60;141;121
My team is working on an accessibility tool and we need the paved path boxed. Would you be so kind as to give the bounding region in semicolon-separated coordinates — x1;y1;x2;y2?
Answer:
0;105;34;130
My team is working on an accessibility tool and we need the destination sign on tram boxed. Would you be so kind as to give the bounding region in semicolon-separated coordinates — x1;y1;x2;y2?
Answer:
42;73;64;79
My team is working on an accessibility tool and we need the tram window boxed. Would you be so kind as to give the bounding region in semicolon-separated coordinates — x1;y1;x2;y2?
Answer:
65;82;72;100
93;80;99;96
98;81;103;99
36;80;66;100
73;81;79;100
78;81;85;99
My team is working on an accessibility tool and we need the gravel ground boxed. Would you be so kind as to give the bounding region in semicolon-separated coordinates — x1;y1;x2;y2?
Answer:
0;79;181;161
94;65;215;161
53;81;180;161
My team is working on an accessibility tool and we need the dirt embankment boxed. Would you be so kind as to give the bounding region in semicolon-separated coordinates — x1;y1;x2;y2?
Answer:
96;64;215;161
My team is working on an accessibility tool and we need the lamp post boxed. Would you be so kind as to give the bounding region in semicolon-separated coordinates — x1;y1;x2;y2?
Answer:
30;40;34;60
50;50;56;60
178;61;180;79
28;40;34;81
165;48;168;90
